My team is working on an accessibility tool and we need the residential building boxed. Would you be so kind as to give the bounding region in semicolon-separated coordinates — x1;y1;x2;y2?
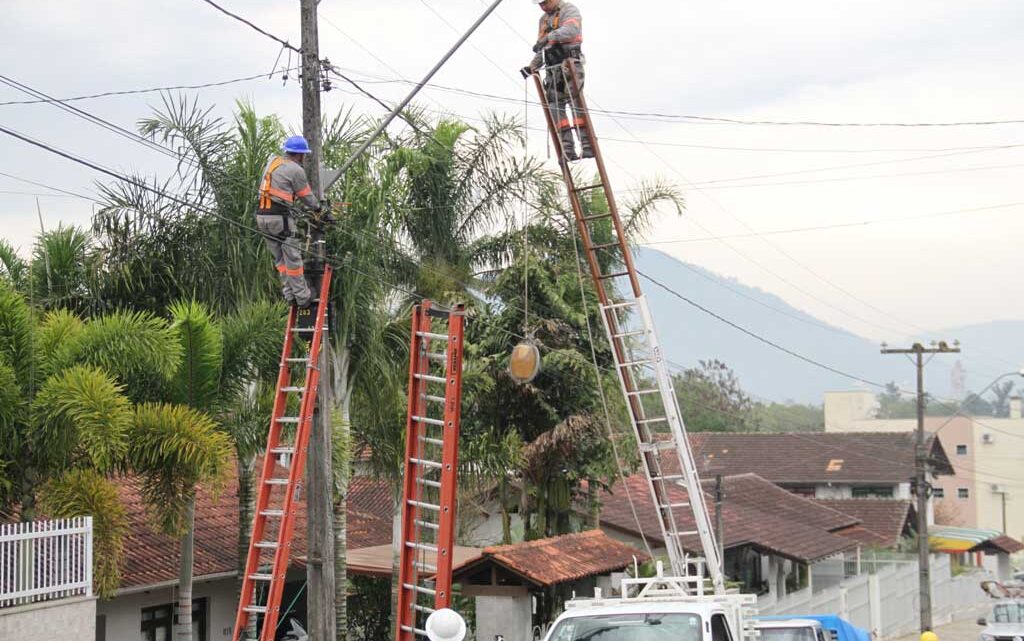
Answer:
824;390;1024;540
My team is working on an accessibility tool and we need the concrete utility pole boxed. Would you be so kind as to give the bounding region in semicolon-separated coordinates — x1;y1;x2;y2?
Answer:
881;341;960;633
300;1;335;639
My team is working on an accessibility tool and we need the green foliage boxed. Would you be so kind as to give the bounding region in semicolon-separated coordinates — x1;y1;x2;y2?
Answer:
674;360;755;432
0;277;34;388
751;401;824;432
38;469;127;598
36;309;85;379
29;366;132;473
0;238;28;290
129;403;231;536
168;300;223;412
31;225;93;312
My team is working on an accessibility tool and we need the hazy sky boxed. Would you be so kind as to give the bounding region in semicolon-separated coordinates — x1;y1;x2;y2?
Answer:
2;0;1023;380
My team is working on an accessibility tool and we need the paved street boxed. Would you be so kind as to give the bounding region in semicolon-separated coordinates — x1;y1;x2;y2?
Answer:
894;608;988;641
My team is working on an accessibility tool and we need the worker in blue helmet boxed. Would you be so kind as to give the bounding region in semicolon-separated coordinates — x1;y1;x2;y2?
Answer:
255;135;322;308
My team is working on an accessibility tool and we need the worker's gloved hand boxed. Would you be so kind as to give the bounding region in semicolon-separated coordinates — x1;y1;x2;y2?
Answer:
519;66;534;79
532;38;549;53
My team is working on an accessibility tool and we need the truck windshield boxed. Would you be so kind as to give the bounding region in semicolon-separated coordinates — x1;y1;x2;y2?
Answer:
548;613;702;641
993;603;1024;623
758;627;819;641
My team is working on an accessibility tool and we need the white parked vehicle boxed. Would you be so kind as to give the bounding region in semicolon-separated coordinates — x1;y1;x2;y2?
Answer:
978;600;1024;641
754;619;829;641
542;563;757;641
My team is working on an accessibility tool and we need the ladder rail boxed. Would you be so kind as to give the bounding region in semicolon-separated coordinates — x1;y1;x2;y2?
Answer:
532;63;725;594
232;267;334;641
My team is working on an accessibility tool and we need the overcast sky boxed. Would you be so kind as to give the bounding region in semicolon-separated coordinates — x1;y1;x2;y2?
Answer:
3;0;1023;380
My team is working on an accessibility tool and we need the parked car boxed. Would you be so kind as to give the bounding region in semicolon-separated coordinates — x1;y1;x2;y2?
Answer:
753;618;828;641
978;600;1024;641
754;615;870;641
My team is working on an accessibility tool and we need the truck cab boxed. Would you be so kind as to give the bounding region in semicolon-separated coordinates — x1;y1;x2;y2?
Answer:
978;600;1024;641
753;618;827;641
541;565;756;641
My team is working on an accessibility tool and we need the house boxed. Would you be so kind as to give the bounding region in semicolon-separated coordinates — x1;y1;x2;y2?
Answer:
452;530;649;641
825;390;1024;540
688;431;954;517
813;498;915;548
97;468;393;641
591;472;866;598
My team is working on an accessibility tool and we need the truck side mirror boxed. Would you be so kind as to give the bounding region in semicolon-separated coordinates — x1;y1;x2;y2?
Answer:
977;618;987;626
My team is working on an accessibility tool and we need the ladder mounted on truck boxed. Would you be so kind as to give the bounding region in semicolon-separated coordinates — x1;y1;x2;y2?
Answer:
396;301;467;641
532;62;724;593
232;267;333;641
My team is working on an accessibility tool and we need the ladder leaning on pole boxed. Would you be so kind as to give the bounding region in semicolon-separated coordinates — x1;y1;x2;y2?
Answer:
395;301;467;641
232;267;333;641
531;63;724;593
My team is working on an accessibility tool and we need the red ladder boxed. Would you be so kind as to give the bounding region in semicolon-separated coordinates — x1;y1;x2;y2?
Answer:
232;267;333;641
395;301;466;641
532;63;724;593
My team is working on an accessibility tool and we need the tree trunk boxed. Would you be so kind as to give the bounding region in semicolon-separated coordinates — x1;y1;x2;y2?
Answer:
331;345;352;640
177;498;196;641
587;479;600;528
237;456;258;640
500;477;511;545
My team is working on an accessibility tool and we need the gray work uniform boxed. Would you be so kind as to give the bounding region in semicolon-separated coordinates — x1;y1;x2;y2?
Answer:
527;1;592;157
255;155;318;306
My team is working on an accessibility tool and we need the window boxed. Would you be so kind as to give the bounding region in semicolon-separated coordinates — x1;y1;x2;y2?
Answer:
548;613;702;641
958;488;970;499
956;444;968;455
933;487;945;498
852;486;894;498
141;599;207;641
711;614;734;641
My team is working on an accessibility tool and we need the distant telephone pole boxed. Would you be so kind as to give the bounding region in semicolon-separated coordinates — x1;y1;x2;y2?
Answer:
300;1;335;640
881;340;960;633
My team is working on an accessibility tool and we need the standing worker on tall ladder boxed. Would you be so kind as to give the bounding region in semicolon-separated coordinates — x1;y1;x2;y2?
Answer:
255;135;324;309
520;0;594;161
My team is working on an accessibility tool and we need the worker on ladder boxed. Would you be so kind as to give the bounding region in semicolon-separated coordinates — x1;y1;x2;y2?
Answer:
520;0;593;161
255;135;323;309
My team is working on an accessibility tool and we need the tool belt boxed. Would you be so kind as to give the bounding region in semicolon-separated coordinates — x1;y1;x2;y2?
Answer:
545;44;582;66
256;202;294;240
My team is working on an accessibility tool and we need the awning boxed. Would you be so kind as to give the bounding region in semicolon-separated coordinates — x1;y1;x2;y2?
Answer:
929;525;1005;553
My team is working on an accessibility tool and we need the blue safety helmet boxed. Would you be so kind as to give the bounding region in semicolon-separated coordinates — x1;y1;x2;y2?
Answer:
282;135;312;154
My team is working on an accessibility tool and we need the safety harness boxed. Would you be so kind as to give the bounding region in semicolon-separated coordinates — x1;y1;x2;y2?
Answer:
257;156;294;237
541;7;582;66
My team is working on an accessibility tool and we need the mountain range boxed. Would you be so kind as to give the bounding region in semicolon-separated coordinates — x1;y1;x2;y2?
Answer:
635;248;1024;404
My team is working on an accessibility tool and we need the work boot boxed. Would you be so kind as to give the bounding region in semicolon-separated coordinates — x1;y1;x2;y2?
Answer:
560;132;578;161
580;132;595;159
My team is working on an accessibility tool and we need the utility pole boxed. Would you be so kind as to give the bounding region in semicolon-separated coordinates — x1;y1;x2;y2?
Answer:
881;340;960;633
714;475;724;577
300;1;335;640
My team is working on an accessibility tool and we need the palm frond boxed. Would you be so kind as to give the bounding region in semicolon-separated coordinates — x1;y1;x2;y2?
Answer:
621;178;685;237
31;225;93;312
220;300;286;393
0;239;28;290
38;469;127;598
36;309;84;379
29;365;132;473
0;279;35;389
168;300;223;412
129;403;231;536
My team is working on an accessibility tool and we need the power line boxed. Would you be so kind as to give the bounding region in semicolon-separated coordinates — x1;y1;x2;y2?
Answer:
0;70;297;107
197;0;300;53
0;171;95;200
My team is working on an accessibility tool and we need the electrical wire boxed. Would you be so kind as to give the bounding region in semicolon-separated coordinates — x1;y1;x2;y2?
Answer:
197;0;300;53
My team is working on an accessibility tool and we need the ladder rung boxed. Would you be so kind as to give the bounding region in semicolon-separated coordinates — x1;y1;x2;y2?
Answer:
270;446;295;455
418;436;444;446
415;519;440;530
422;394;446;404
603;300;639;310
672;530;700;537
417;479;442;489
636;416;668;425
598;271;630;280
282;386;306;393
582;213;613;222
639;440;676;452
574;183;605;193
408;500;440;511
413;415;445;427
619;359;653;368
409;458;442;469
402;584;437;596
260;509;285;518
255;541;278;549
414;374;446;384
627;389;660;396
276;416;301;424
249;573;274;581
286;357;309;363
416;331;449;341
405;541;438;553
651;474;684;482
426;352;447;362
265;478;290;486
244;606;267;614
400;625;429;636
590;241;621;251
659;502;691;510
613;329;647;339
291;327;322;333
413;603;436;614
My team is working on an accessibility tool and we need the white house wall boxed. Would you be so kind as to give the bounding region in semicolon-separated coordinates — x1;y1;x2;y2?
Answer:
97;576;238;641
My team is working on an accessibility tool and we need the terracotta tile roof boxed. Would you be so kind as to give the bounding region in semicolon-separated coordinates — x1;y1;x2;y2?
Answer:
970;534;1024;555
116;465;394;590
814;499;913;547
594;473;859;563
461;530;648;588
688;432;954;483
832;525;891;547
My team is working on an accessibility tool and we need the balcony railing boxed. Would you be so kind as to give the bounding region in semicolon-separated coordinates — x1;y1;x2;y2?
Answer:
0;517;93;607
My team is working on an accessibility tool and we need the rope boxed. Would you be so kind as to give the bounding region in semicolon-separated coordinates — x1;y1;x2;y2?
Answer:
522;74;530;335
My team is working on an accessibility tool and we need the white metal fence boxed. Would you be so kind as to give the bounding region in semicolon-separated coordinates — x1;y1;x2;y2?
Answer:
0;517;93;607
760;555;992;639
